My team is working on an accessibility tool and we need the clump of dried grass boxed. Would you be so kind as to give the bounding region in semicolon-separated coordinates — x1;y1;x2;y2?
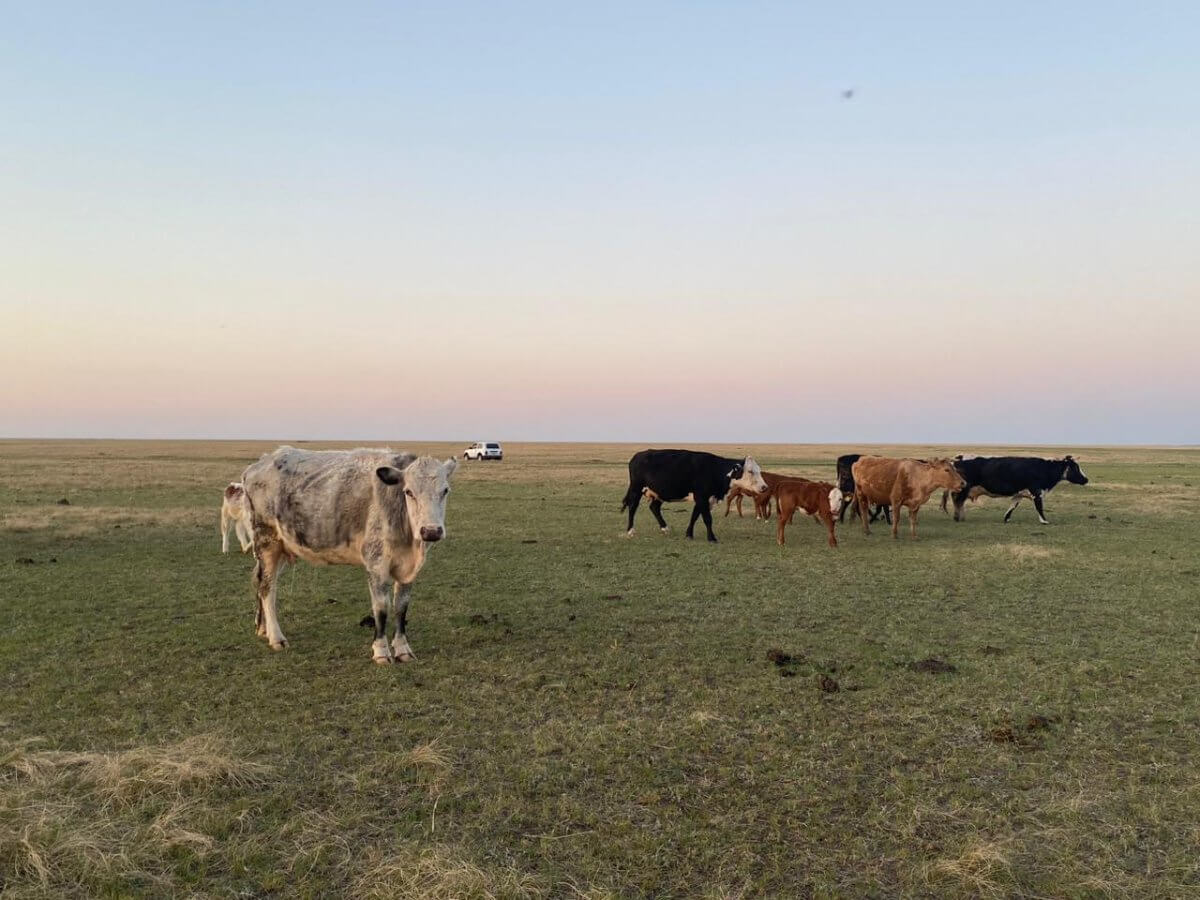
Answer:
0;734;269;892
923;839;1017;898
402;740;453;797
353;843;546;899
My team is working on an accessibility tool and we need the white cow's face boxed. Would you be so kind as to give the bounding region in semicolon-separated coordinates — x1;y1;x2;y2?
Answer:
377;456;458;542
729;456;769;494
828;487;843;512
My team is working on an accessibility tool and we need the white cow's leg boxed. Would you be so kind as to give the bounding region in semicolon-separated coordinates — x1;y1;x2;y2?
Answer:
367;574;394;664
391;582;416;662
1032;492;1049;524
253;538;289;649
220;509;230;553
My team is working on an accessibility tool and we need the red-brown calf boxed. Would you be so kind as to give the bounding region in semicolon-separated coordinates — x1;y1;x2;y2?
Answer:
773;478;842;547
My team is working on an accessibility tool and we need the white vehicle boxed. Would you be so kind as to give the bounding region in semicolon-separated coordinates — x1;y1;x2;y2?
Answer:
463;441;503;461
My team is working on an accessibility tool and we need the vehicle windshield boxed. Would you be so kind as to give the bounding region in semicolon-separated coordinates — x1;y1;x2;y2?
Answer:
486;444;500;450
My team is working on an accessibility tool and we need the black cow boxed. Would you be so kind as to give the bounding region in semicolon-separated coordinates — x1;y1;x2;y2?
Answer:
621;449;768;542
835;453;891;525
949;455;1089;524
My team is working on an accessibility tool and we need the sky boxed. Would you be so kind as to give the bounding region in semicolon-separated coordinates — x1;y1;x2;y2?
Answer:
2;1;1198;443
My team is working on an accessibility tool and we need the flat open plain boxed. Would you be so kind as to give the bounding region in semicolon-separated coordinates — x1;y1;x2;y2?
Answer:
2;440;1198;897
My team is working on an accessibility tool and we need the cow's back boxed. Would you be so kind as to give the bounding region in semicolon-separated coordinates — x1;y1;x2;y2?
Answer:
242;447;406;552
851;456;901;503
629;449;728;501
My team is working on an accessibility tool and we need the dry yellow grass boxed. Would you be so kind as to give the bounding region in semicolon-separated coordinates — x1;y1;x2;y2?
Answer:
353;844;546;900
0;735;269;893
924;839;1017;898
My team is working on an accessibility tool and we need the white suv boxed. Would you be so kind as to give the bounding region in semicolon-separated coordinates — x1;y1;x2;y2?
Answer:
464;442;503;461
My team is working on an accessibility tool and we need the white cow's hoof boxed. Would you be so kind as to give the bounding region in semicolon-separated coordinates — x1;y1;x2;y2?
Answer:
660;527;669;534
269;639;288;650
372;638;394;664
392;637;416;662
624;529;635;538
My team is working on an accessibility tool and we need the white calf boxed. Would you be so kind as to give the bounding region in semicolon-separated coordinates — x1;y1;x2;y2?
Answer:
220;482;253;553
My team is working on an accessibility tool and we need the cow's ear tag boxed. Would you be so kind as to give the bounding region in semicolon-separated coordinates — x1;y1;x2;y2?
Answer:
376;466;404;486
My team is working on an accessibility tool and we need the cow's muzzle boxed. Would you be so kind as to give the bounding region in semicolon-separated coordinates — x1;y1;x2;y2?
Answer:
420;526;445;542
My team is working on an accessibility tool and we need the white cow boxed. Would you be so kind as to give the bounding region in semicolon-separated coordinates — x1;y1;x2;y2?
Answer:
240;447;457;664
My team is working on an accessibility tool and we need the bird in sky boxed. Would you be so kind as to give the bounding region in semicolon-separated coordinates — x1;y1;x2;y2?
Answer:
841;87;856;100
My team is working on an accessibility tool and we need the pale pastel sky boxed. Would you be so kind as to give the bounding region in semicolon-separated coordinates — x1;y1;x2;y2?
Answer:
2;2;1198;443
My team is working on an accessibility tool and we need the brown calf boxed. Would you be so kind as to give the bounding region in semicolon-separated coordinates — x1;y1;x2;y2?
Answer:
724;471;787;520
773;478;842;547
850;456;966;540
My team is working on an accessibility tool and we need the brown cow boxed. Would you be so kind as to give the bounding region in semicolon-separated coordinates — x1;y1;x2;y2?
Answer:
773;478;842;547
724;471;788;520
851;456;965;540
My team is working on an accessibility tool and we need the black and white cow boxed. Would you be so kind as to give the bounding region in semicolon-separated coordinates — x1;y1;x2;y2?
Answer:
621;449;768;542
835;453;891;525
948;455;1089;524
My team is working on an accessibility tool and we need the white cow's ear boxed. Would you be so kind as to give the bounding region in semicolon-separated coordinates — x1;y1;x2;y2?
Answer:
376;466;404;486
442;458;459;477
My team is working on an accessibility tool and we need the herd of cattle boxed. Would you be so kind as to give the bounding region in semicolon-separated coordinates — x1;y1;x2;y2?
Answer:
219;445;1089;663
622;448;1089;545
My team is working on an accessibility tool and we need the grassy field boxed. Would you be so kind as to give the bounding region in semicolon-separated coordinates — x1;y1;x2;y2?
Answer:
2;439;1199;898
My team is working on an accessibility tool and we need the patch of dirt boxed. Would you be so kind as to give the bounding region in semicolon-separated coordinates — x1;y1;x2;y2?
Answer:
778;669;797;678
1026;714;1058;731
818;674;839;693
766;648;801;666
520;539;538;544
469;614;490;626
56;497;70;505
908;658;956;674
15;557;37;565
603;594;624;601
980;645;1006;656
989;726;1017;743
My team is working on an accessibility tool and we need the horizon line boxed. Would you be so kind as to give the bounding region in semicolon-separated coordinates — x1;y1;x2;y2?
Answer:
1;436;1197;450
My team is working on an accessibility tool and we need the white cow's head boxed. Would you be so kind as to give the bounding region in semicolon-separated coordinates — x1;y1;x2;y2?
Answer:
729;456;769;495
376;456;458;542
828;487;843;512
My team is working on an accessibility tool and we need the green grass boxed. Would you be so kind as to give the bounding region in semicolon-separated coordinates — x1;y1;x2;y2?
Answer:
2;440;1199;897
